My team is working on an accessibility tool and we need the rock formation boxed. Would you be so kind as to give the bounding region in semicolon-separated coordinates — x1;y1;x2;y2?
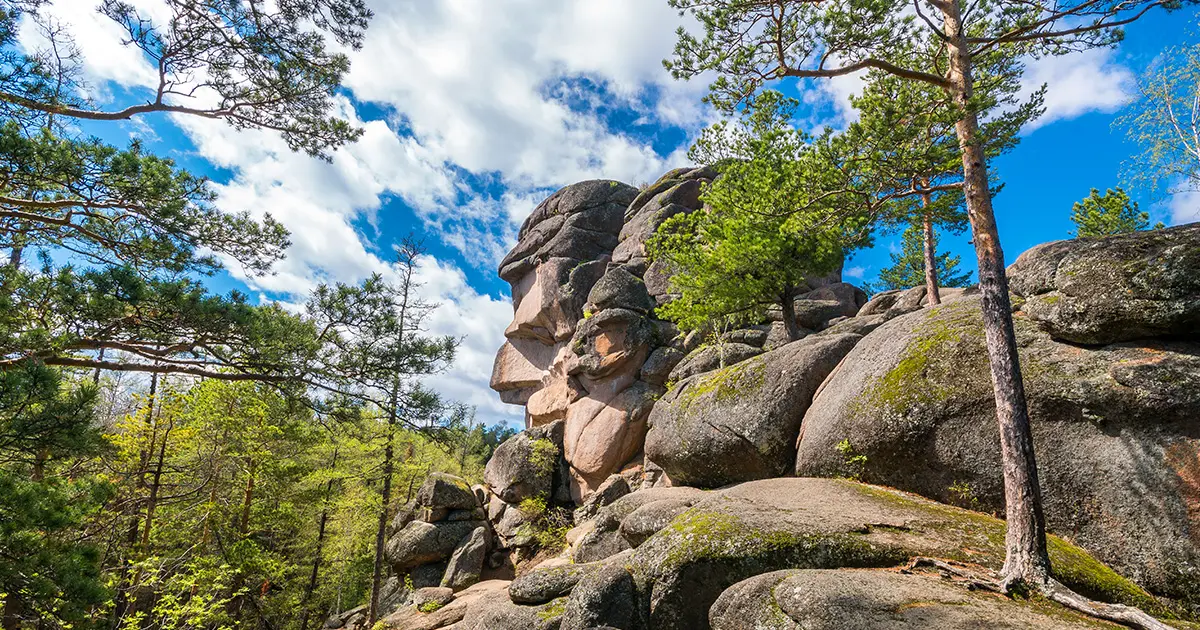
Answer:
347;172;1200;630
490;169;720;500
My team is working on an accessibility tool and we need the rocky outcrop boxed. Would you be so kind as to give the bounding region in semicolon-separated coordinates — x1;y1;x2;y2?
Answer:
710;569;1116;629
491;170;722;499
384;478;1166;630
380;172;1200;630
622;478;1164;630
1008;223;1200;344
794;295;1200;607
645;333;861;488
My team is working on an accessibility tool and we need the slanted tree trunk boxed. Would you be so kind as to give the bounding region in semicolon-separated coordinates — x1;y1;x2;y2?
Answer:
111;372;159;629
240;457;256;536
942;2;1050;587
140;418;171;551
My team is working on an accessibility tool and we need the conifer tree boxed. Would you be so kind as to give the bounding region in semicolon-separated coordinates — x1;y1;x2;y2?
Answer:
1069;187;1159;237
868;223;973;293
649;91;863;341
0;0;372;383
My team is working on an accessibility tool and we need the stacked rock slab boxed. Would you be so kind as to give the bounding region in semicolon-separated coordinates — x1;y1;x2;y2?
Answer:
490;169;720;500
489;168;874;499
384;473;489;595
381;174;1200;629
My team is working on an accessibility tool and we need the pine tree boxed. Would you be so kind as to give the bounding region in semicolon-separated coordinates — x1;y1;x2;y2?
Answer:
868;223;973;293
649;91;864;342
1069;188;1159;237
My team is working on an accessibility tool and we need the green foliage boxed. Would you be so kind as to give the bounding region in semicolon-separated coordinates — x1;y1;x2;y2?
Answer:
416;601;444;613
0;0;381;393
0;0;370;156
1069;188;1159;237
949;480;980;510
515;496;571;554
528;439;559;478
649;92;864;337
0;364;109;629
865;223;973;293
835;439;868;481
1119;42;1200;196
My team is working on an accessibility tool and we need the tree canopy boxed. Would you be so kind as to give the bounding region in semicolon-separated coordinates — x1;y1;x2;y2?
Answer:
1119;41;1200;196
649;91;864;341
1069;187;1160;237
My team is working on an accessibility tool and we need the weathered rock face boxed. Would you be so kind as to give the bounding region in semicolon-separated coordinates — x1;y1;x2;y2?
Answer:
644;334;861;488
491;170;719;499
1008;223;1200;345
489;169;862;501
795;295;1200;606
612;478;1160;630
710;569;1115;629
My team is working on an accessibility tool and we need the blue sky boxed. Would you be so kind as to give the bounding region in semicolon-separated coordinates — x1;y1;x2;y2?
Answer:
16;1;1200;428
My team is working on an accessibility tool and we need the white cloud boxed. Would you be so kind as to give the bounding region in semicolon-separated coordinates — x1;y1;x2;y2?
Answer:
1021;48;1136;130
1167;190;1200;225
845;265;866;280
17;0;714;426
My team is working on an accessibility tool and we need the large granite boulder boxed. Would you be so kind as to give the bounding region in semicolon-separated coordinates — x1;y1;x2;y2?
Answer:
570;487;709;563
558;564;642;630
644;334;862;488
667;342;762;382
795;296;1200;607
710;569;1122;629
416;473;478;513
440;526;488;591
1007;223;1200;345
386;520;487;571
484;421;566;505
622;478;1162;630
382;580;510;630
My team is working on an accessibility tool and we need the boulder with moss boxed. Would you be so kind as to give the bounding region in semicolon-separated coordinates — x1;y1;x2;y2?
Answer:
621;478;1172;630
795;295;1200;609
709;568;1135;629
1007;223;1200;345
644;334;861;488
484;421;568;505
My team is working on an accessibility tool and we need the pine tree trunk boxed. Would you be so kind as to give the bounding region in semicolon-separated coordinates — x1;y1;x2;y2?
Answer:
368;382;400;625
140;420;170;551
111;373;159;629
780;290;802;341
300;450;339;630
240;457;256;536
921;187;941;306
942;2;1050;586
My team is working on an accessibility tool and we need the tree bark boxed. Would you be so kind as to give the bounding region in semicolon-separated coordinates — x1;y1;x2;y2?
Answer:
299;450;339;630
921;187;941;306
780;290;802;341
368;381;399;625
942;2;1050;587
240;457;256;536
140;419;171;551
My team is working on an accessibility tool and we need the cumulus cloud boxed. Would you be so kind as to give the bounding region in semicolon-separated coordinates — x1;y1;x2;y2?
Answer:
1021;48;1136;130
1167;190;1200;225
16;0;715;426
